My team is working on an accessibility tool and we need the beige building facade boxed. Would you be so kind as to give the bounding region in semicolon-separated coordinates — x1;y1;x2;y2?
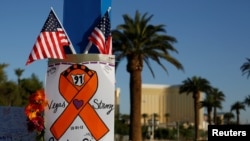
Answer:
141;84;205;129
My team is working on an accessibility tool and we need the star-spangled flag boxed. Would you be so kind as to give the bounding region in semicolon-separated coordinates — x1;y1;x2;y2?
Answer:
26;9;71;65
88;9;112;55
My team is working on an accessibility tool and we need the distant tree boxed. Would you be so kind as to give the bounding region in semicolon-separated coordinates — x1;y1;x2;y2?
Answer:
14;68;25;105
141;113;149;140
0;81;17;106
210;88;225;125
0;63;9;83
200;94;214;125
240;58;250;79
120;114;130;125
0;63;44;107
201;87;225;125
244;95;250;107
152;113;159;121
164;113;170;127
0;73;43;107
179;76;212;141
243;95;250;124
20;73;43;106
223;112;235;125
20;73;43;93
231;101;245;125
15;68;24;85
0;64;21;106
179;125;195;141
142;113;148;126
154;128;169;139
115;113;130;140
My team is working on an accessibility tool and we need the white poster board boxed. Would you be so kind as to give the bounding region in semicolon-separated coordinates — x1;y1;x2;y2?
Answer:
44;54;115;141
0;106;36;141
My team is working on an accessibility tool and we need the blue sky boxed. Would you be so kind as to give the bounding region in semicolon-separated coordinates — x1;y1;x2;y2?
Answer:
1;0;250;123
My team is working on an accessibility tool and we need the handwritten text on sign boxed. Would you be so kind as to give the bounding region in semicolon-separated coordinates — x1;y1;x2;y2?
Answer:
45;56;115;141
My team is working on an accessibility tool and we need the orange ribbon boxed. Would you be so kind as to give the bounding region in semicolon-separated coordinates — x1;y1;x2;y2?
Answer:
50;64;109;140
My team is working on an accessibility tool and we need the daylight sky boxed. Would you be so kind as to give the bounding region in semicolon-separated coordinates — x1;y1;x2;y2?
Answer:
0;0;249;123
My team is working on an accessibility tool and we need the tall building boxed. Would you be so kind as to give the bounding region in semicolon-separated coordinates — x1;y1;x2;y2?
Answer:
141;84;205;129
115;88;120;116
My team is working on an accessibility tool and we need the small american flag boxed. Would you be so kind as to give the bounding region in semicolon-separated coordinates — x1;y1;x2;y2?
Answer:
88;9;112;54
26;10;70;65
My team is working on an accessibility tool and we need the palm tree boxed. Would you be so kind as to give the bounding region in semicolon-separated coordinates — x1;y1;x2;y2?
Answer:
14;68;24;85
210;88;225;125
141;113;149;140
120;114;130;125
0;63;9;83
152;113;159;125
244;95;250;107
112;11;184;141
230;101;245;125
164;113;170;128
14;68;25;106
240;58;250;79
142;113;148;126
223;112;234;125
200;94;213;125
179;76;212;141
150;113;159;139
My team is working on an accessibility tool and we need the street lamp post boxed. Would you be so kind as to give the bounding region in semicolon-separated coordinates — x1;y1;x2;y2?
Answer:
177;121;179;141
150;114;155;141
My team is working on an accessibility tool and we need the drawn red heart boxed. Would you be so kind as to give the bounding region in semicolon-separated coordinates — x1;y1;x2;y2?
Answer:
73;99;84;109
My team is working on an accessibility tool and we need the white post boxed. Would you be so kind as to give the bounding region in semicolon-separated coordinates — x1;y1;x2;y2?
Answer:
84;42;93;54
151;114;154;141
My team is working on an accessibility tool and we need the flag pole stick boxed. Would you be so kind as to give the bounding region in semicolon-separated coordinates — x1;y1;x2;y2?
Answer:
50;7;76;54
84;42;93;54
108;6;111;13
83;7;111;54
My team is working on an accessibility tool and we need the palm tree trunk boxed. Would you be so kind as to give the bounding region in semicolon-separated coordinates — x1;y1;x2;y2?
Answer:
193;92;200;141
236;111;240;125
213;107;217;125
207;109;212;125
129;69;142;141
